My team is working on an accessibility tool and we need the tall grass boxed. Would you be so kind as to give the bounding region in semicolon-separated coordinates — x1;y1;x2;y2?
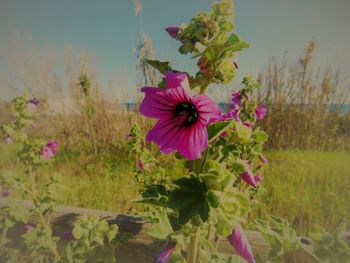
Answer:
253;150;350;234
257;42;350;150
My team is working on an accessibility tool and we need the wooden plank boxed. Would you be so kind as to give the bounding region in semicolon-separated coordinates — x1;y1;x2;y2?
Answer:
0;198;270;262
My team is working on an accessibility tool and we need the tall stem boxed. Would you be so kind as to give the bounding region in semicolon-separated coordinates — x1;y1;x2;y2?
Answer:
187;226;200;263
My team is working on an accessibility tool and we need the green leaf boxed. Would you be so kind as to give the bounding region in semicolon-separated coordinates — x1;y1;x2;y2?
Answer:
134;185;168;207
106;224;119;243
168;176;210;225
147;211;173;240
72;225;85;239
225;33;240;46
225;41;250;52
253;130;268;143
207;190;221;208
235;122;252;142
216;208;233;237
145;59;172;74
208;121;232;142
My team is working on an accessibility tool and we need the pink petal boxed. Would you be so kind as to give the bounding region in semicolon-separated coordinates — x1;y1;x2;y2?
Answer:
240;172;257;187
178;124;208;160
192;95;221;123
166;86;191;103
228;227;255;263
146;119;181;154
140;87;175;119
165;71;190;91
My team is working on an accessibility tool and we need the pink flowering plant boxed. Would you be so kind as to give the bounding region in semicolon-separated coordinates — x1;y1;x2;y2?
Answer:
136;1;269;262
0;93;127;262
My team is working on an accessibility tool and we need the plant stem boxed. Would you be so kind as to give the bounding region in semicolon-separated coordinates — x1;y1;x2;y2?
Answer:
187;226;200;263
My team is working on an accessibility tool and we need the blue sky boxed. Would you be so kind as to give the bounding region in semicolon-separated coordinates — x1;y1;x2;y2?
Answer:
0;0;349;101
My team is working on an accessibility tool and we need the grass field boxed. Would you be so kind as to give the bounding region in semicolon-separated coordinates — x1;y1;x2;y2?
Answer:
1;141;349;234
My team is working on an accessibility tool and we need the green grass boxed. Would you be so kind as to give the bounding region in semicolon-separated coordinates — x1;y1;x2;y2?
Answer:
1;141;349;233
258;150;350;233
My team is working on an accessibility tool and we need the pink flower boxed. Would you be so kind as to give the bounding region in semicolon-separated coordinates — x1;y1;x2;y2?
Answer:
231;91;241;109
5;135;13;144
240;172;257;188
137;160;144;171
139;71;221;160
165;26;180;39
40;140;58;160
31;123;38;129
259;154;268;164
255;173;262;184
242;121;254;129
255;104;267;120
228;227;255;263
155;242;176;263
25;224;35;232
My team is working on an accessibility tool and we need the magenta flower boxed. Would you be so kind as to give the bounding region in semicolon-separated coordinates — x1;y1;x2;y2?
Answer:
228;227;255;263
231;91;241;109
5;135;13;144
137;160;144;171
259;154;268;164
240;172;257;188
255;104;267;120
139;71;221;160
31;123;38;129
242;121;254;129
155;242;176;263
40;140;58;160
255;173;262;184
165;26;180;39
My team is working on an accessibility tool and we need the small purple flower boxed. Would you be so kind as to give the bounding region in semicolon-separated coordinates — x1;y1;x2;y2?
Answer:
61;230;74;241
259;154;268;164
255;104;267;120
137;160;144;171
240;172;257;188
29;98;40;105
40;140;58;160
25;224;35;232
2;188;13;197
165;26;180;39
233;61;239;69
31;123;38;129
228;227;255;263
5;135;13;144
155;242;176;263
231;91;241;109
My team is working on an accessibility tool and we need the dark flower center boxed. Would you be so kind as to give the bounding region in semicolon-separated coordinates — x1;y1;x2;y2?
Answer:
175;102;198;126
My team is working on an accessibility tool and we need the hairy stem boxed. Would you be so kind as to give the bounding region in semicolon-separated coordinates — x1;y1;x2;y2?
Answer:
187;226;200;263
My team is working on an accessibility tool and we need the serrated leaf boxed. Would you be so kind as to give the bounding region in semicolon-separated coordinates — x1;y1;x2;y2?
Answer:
145;59;172;74
147;211;173;240
168;176;210;225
